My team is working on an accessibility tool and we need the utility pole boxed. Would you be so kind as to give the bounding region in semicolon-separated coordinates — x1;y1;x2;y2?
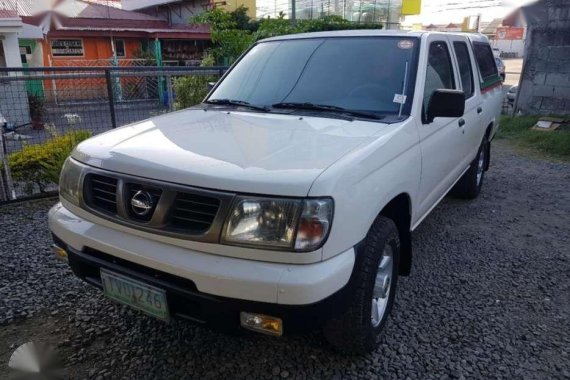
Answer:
291;0;296;21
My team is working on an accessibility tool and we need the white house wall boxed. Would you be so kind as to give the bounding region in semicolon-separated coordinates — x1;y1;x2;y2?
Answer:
492;39;525;57
0;29;31;127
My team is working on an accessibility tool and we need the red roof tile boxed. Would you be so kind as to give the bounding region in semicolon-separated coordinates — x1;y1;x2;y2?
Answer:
55;17;209;34
0;9;18;18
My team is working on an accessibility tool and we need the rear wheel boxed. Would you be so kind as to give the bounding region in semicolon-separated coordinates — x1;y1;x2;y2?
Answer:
323;216;400;354
452;138;489;199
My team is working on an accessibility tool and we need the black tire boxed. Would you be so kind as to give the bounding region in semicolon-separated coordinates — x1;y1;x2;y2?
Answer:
323;216;400;355
451;138;489;199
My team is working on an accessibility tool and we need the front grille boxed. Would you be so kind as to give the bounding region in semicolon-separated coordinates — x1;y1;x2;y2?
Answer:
85;174;118;214
81;169;230;242
170;192;220;233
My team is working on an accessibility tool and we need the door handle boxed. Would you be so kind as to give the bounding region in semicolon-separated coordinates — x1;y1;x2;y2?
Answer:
477;107;483;114
458;118;466;127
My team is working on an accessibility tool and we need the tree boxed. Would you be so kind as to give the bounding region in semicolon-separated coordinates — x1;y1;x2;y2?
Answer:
193;8;383;65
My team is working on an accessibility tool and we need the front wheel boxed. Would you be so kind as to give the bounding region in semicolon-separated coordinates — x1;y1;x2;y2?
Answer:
323;216;400;354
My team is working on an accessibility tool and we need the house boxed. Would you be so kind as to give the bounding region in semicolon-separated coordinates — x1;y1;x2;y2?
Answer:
421;23;462;32
6;0;210;103
0;3;31;127
516;0;570;115
15;0;211;68
0;3;22;69
487;9;527;58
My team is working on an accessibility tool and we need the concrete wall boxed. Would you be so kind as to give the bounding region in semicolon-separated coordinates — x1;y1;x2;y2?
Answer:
0;31;31;127
517;0;570;114
1;32;23;67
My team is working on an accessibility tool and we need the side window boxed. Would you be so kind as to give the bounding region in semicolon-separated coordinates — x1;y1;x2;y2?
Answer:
453;42;474;98
423;41;456;120
473;42;499;85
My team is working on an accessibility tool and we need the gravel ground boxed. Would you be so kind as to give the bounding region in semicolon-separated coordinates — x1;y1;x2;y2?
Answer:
1;141;569;379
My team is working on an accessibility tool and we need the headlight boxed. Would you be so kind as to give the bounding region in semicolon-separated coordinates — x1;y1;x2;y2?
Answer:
59;158;83;206
222;197;333;251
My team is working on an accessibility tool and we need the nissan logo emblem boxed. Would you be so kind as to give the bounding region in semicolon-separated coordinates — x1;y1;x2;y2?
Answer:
130;190;154;216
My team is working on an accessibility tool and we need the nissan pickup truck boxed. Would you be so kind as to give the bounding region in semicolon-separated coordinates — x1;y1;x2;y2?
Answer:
49;31;503;354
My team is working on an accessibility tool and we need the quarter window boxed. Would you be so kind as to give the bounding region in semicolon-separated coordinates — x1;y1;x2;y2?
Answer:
453;42;474;98
423;41;456;120
473;42;499;84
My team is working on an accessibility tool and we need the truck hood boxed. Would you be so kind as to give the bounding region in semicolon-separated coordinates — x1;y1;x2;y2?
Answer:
73;109;388;196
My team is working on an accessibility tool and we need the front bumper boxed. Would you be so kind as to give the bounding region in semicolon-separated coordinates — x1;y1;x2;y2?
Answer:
49;203;358;333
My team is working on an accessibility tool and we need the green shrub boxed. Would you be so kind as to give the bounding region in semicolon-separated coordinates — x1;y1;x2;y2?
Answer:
497;115;570;160
193;8;383;65
8;130;91;193
173;55;216;110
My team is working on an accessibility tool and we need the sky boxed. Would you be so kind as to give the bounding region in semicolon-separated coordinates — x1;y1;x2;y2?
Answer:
403;0;537;25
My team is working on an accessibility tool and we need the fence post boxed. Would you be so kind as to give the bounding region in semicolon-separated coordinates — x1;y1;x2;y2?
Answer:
0;133;16;201
166;74;175;112
105;69;118;129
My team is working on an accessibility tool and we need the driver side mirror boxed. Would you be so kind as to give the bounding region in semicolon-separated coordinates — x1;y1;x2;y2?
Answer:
426;89;465;124
207;81;217;91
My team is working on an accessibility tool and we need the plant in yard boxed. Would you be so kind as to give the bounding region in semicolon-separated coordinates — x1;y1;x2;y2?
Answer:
193;8;383;65
28;94;45;130
173;55;217;110
8;130;91;193
193;7;256;65
496;115;570;160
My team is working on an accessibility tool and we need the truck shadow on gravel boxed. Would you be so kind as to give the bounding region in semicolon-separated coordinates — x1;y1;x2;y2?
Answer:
1;142;569;379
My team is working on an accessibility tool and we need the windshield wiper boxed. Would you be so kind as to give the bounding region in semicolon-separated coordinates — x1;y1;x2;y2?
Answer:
204;99;269;112
272;102;383;120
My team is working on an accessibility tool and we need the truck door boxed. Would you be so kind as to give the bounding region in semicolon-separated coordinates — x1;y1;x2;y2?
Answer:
416;36;466;219
449;36;483;168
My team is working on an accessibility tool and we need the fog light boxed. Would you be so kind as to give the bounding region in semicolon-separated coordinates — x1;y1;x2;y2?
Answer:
52;245;68;263
240;312;283;336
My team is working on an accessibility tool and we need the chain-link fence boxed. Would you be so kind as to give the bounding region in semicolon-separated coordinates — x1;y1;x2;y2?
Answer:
0;66;226;203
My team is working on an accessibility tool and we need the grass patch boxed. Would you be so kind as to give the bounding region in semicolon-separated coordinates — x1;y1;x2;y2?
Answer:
496;115;570;160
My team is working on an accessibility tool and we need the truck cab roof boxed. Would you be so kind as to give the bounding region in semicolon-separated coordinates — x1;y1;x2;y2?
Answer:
260;30;491;43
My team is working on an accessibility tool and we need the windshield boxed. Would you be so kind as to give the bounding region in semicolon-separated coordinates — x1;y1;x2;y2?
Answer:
208;37;419;117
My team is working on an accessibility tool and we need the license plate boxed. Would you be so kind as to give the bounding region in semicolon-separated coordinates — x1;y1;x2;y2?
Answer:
100;269;169;321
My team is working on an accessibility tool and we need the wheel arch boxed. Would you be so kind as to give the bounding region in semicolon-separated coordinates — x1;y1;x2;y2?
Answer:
379;193;412;276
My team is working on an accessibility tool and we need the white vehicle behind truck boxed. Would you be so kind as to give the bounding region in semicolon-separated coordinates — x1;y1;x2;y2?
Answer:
49;31;502;354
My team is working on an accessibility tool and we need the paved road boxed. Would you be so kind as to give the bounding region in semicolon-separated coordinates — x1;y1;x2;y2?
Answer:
1;142;569;379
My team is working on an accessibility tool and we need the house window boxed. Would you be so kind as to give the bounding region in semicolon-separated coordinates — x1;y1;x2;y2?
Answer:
114;39;126;58
51;39;84;57
20;46;32;65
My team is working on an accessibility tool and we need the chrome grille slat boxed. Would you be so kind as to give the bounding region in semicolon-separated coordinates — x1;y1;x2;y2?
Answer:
91;179;117;187
171;215;212;225
85;174;118;215
92;187;115;196
176;198;219;207
173;207;217;217
170;192;220;232
93;195;116;204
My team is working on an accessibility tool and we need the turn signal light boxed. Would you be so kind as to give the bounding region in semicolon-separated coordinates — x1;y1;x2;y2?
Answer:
240;312;283;336
52;245;68;263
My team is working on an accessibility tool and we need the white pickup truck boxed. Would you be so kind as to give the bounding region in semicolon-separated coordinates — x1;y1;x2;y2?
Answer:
49;31;502;354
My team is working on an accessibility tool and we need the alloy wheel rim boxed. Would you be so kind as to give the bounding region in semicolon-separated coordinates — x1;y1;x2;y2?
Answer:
476;147;485;186
371;245;394;327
